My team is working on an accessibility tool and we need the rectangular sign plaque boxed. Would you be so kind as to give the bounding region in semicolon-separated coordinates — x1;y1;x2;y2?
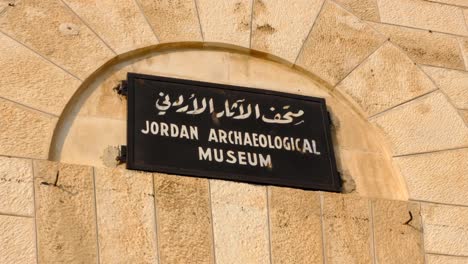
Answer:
126;73;341;192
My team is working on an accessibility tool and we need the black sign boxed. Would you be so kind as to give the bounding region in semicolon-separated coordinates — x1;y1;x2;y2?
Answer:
126;73;341;192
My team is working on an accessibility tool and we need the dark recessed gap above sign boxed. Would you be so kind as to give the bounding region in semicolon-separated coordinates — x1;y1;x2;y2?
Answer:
125;73;341;192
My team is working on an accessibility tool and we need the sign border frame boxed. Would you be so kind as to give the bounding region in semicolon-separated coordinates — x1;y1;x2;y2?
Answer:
126;72;341;192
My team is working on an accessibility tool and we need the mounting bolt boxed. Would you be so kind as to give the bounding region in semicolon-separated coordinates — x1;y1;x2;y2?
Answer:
116;145;127;164
113;80;128;97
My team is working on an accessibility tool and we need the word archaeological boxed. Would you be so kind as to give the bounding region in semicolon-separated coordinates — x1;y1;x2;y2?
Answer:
207;128;321;155
155;92;305;125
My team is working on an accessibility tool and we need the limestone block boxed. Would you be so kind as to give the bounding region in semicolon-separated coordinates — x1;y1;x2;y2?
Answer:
59;116;126;167
62;0;158;54
0;0;114;79
0;33;81;115
369;22;465;70
197;0;251;48
76;63;132;120
94;167;158;263
373;200;424;264
136;0;202;42
155;174;213;263
225;52;329;97
322;193;373;263
422;66;468;109
422;203;468;256
0;215;36;264
335;149;407;200
328;99;385;153
371;92;468;156
251;0;324;62
131;49;230;85
461;110;468;124
336;42;436;116
34;160;98;263
377;0;468;36
334;0;380;22
0;157;33;216
395;149;468;206
426;254;468;264
268;187;323;264
296;1;385;86
0;0;11;13
0;99;57;159
428;0;468;7
210;180;270;264
461;38;468;70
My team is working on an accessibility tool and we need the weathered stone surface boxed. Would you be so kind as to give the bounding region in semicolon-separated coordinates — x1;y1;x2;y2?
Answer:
421;66;468;109
336;42;436;116
94;167;158;263
269;187;322;263
377;0;468;36
371;92;468;156
328;99;385;152
428;0;468;7
34;160;98;263
0;157;33;216
395;148;468;206
0;215;36;264
197;0;251;48
422;203;468;256
137;0;202;42
426;254;468;264
210;180;270;264
59;116;126;167
461;38;468;70
251;0;324;62
322;193;372;263
334;0;380;21
461;110;468;124
296;1;385;85
0;0;114;79
0;0;12;13
226;52;329;97
373;200;424;264
336;149;408;200
155;174;213;263
132;49;230;85
0;32;81;115
369;22;465;70
63;0;158;54
0;99;57;159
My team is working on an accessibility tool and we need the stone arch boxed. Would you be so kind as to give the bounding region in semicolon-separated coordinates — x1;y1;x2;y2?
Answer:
46;42;408;200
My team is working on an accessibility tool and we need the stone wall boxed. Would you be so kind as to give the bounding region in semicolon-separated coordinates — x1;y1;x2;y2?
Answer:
1;158;467;263
0;0;467;263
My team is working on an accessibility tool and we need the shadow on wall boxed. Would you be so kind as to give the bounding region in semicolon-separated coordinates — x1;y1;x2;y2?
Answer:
48;43;408;201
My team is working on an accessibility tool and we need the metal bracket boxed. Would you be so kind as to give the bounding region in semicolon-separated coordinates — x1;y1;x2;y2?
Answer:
113;80;128;97
327;111;334;127
116;145;127;164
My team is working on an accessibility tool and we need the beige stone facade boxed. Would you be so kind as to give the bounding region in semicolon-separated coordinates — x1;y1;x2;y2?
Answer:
0;0;467;263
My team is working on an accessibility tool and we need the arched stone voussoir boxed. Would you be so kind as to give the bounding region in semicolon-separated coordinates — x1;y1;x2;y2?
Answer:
0;98;57;160
61;0;159;55
196;0;252;48
335;42;437;117
0;0;115;80
251;0;324;62
0;32;82;116
295;0;386;86
136;0;202;43
371;91;468;157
